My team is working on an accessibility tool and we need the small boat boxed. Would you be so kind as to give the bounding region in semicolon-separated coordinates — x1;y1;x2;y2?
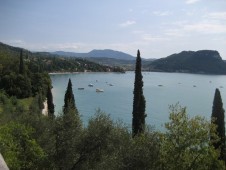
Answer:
88;84;93;87
158;85;163;87
193;85;196;87
96;88;104;92
78;88;85;90
109;84;113;86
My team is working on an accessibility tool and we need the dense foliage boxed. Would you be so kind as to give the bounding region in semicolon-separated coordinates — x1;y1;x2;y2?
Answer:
0;43;51;99
132;50;146;137
160;105;224;170
0;91;224;169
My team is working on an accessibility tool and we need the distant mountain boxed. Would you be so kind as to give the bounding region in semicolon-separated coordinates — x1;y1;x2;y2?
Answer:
52;49;136;60
148;50;226;74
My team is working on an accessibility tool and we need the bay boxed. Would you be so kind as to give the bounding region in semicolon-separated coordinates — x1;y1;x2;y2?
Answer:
50;72;226;130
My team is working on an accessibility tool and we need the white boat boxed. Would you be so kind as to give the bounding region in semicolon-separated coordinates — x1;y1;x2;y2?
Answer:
88;84;93;87
96;88;104;92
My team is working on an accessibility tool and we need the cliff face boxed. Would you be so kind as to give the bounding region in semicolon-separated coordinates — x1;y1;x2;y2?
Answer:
149;50;226;74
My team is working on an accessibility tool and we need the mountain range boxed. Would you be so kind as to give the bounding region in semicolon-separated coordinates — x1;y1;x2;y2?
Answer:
52;49;136;60
1;41;226;74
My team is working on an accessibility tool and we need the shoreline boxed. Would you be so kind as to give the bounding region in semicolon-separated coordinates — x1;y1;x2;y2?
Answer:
49;71;125;75
49;72;79;75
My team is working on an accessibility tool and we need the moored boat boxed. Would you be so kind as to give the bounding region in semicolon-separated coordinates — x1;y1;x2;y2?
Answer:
96;88;104;92
78;88;85;90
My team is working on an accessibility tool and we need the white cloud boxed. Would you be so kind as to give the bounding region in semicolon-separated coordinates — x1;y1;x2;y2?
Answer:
4;41;86;52
119;20;136;27
206;12;226;20
163;18;226;36
185;0;201;4
184;23;226;34
4;39;25;46
164;29;186;37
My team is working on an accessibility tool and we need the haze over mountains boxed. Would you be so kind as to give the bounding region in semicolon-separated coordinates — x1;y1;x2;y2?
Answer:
52;49;136;60
52;48;226;74
1;42;226;74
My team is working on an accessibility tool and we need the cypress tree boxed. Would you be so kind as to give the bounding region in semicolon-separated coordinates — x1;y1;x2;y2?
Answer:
19;50;24;74
47;85;55;118
132;50;146;137
63;78;77;114
211;88;226;162
56;79;81;169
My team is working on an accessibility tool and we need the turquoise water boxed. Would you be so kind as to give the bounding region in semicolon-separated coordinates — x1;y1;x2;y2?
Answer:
50;72;226;129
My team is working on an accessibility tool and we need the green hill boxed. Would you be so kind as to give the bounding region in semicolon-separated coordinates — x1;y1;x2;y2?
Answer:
0;42;124;73
0;42;124;98
148;50;226;74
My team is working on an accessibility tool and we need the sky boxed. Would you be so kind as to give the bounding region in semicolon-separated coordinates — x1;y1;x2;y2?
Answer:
0;0;226;59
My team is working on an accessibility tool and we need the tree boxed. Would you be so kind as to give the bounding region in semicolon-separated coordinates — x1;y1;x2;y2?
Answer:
55;109;82;169
0;122;45;169
19;50;24;74
117;131;160;170
132;50;146;137
211;88;226;162
160;105;225;170
63;78;77;114
47;86;54;118
54;79;80;169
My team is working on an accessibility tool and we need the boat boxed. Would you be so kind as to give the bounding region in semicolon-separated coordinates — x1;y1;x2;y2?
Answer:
96;88;104;92
78;88;85;90
109;83;113;86
88;84;93;87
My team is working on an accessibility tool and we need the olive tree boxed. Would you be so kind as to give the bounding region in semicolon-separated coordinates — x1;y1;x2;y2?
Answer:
159;104;225;170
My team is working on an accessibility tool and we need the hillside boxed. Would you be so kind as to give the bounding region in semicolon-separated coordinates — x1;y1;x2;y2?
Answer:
52;49;136;60
148;50;226;74
0;42;124;73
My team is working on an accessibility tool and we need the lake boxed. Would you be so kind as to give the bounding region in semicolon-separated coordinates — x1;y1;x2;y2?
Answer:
50;72;226;130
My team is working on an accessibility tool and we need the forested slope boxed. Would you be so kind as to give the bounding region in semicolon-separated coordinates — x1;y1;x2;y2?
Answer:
148;50;226;74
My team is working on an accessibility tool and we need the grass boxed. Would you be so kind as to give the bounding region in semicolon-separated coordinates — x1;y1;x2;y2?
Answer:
18;97;34;111
0;91;34;114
